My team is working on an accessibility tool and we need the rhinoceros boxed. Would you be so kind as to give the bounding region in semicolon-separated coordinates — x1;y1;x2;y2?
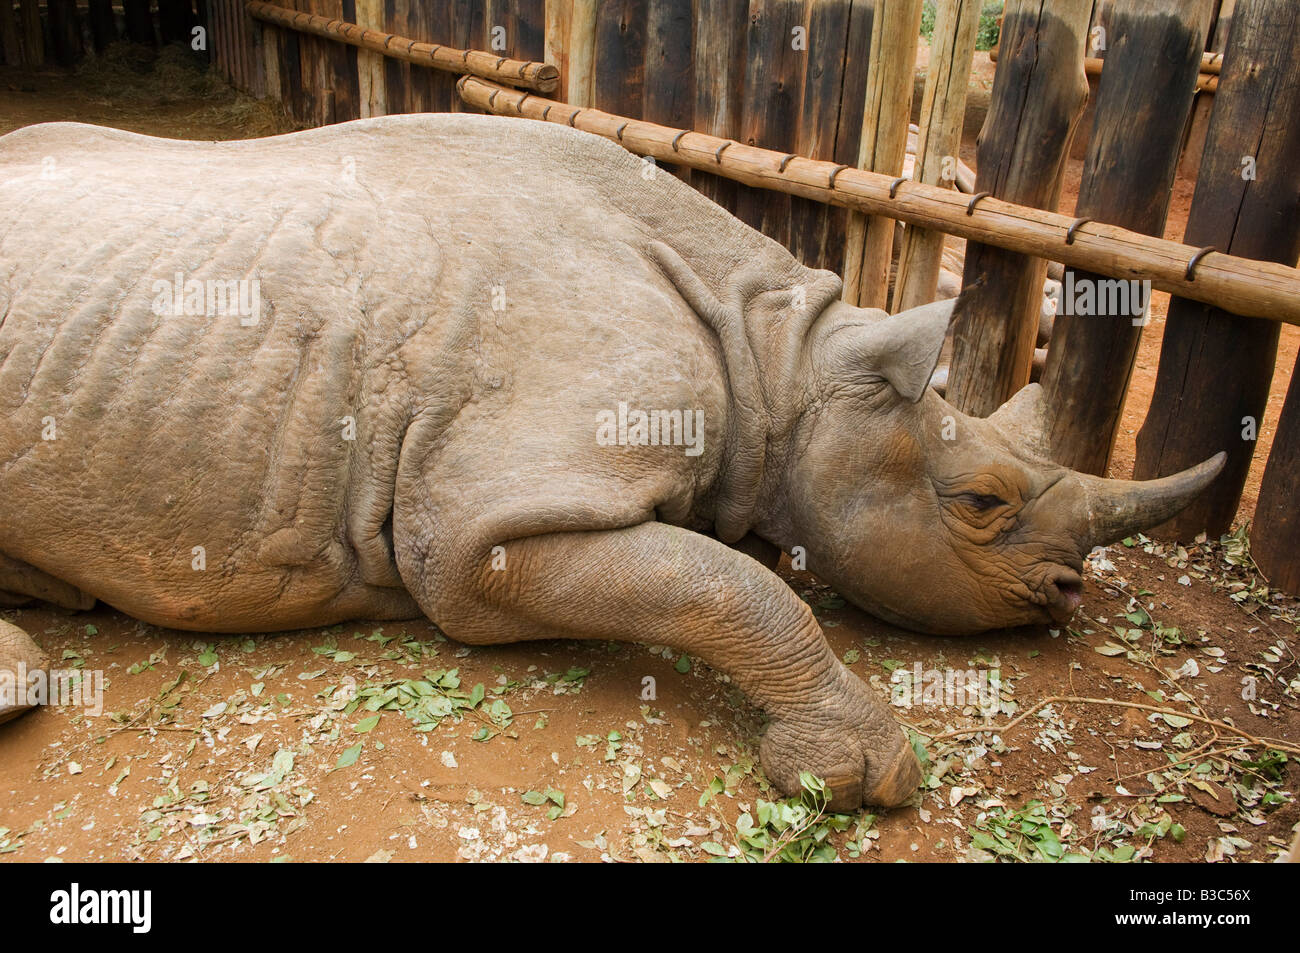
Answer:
0;114;1223;810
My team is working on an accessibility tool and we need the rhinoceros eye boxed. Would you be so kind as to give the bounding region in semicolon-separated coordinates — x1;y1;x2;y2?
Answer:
960;492;1008;512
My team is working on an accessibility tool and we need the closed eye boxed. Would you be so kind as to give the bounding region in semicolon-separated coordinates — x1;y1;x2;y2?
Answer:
959;493;1008;512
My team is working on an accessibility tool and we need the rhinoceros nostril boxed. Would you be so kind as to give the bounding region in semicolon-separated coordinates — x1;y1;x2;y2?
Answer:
1044;573;1084;622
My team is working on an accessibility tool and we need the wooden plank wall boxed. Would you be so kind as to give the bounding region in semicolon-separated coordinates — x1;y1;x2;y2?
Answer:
213;0;873;275
0;1;209;67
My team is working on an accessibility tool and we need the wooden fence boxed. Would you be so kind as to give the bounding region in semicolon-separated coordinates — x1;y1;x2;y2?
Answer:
0;1;202;66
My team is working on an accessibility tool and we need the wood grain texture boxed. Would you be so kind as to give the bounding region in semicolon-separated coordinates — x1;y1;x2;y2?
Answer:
461;76;1300;328
944;0;1092;418
1136;0;1300;540
1040;0;1214;476
894;0;981;312
843;0;921;309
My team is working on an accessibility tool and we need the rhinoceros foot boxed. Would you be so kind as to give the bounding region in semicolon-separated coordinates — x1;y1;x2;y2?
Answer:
761;710;922;812
0;619;49;725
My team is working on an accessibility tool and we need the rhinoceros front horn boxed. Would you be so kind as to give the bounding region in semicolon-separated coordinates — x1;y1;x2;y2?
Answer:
1078;452;1227;548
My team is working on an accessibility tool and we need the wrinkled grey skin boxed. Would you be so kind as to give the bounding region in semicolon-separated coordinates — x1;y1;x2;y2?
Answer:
0;115;1222;809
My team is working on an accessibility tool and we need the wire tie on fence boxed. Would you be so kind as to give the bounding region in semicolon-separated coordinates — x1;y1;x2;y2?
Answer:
616;122;629;142
383;34;395;49
518;63;529;79
428;45;442;59
966;191;992;215
889;176;907;199
516;92;532;113
714;141;730;163
542;105;553;121
568;109;582;127
1065;216;1091;245
488;89;500;109
672;131;688;152
778;153;797;173
1186;245;1216;281
827;164;850;189
405;40;417;55
495;57;508;70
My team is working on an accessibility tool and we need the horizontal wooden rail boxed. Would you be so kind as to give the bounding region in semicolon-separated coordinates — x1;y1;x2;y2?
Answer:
246;1;559;93
458;76;1300;325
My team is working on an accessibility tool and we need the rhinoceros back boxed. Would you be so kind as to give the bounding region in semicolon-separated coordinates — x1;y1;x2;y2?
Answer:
0;114;831;630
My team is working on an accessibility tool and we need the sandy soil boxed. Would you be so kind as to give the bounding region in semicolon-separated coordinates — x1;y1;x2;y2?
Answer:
0;48;1296;864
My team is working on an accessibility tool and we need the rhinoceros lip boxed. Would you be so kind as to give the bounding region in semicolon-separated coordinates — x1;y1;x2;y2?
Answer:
1043;572;1085;623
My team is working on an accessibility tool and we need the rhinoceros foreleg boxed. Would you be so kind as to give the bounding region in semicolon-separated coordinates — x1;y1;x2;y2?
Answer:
0;619;49;725
419;521;921;810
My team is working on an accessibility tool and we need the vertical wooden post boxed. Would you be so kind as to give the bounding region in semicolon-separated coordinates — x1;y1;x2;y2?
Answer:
160;0;192;44
1135;0;1300;539
567;0;598;106
281;16;305;121
18;0;43;66
124;0;156;46
735;0;806;251
893;0;981;312
944;0;1092;418
47;0;82;65
842;0;923;310
1039;0;1215;475
1178;0;1234;177
0;0;22;65
261;22;283;102
791;0;861;272
87;0;117;52
544;0;572;97
691;0;748;211
1256;371;1300;594
643;0;693;129
355;0;387;117
593;0;647;119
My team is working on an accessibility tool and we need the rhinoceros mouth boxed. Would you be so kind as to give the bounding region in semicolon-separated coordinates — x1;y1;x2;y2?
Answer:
1040;570;1084;624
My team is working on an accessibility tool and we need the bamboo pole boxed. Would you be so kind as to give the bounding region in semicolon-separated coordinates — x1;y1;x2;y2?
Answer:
456;75;1300;327
842;0;924;309
894;0;982;313
245;0;560;93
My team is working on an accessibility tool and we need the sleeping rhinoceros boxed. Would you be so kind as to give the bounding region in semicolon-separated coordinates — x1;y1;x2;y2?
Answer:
0;114;1223;809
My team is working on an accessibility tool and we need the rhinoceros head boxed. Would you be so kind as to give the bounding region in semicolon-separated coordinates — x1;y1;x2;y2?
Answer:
776;298;1224;636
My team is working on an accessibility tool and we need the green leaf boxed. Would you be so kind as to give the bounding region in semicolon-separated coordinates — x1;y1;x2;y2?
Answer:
674;655;691;674
335;743;363;770
354;715;380;733
521;790;548;806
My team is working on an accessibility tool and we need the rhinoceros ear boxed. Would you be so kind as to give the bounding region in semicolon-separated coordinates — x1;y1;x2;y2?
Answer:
989;382;1053;458
857;298;954;402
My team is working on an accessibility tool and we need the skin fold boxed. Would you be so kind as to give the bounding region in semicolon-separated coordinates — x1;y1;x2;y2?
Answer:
0;115;1223;809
